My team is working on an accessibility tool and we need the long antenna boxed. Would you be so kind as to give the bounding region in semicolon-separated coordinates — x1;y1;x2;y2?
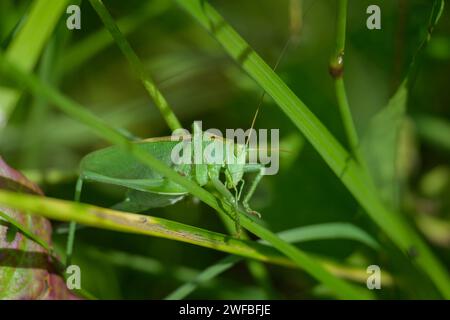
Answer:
246;0;303;148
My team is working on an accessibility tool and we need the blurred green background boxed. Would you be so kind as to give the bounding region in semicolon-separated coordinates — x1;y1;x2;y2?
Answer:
0;0;449;299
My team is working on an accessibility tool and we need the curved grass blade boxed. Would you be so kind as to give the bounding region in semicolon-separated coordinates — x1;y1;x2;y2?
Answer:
361;0;446;211
166;223;379;299
0;189;296;267
167;255;236;300
0;210;52;253
414;115;450;153
275;223;379;250
88;0;181;131
61;0;171;75
167;257;385;300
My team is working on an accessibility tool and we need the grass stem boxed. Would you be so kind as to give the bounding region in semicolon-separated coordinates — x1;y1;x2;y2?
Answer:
331;0;363;164
89;0;182;131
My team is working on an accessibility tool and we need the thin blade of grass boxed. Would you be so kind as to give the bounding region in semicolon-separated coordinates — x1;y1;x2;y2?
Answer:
167;255;236;300
166;255;389;300
88;0;181;131
61;0;171;75
166;222;380;299
0;209;52;252
0;0;68;126
275;223;379;250
0;189;301;268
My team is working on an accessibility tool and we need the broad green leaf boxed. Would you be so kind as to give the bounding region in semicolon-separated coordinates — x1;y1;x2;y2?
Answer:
361;81;408;209
360;0;445;209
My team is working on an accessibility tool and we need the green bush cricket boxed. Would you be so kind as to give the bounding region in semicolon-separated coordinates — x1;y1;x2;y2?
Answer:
65;30;292;264
75;122;273;235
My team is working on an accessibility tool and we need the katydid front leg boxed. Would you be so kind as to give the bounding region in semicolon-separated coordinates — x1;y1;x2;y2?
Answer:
208;173;241;236
66;176;84;266
241;164;265;218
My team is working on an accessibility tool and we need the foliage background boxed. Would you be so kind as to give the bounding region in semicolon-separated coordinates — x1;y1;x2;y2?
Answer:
0;0;449;299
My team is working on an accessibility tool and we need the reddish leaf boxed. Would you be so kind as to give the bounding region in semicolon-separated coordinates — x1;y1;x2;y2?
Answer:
0;156;78;299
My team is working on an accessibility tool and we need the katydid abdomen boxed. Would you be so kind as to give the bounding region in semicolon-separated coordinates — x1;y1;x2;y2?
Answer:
80;139;192;212
79;136;264;215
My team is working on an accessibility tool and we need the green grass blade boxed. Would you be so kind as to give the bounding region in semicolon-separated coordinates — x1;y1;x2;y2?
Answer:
166;223;380;299
174;0;450;298
65;176;83;266
166;255;236;300
275;223;379;250
88;0;181;131
0;189;298;268
360;0;446;210
0;0;68;125
0;209;52;252
2;0;67;70
61;0;171;75
0;52;371;299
